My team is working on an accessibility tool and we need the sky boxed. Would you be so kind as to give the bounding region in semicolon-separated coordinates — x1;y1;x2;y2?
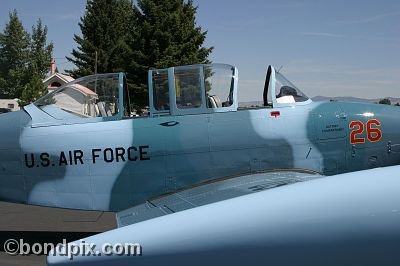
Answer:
1;0;399;101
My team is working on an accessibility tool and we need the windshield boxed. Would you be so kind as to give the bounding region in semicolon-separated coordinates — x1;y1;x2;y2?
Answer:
35;74;120;119
275;72;309;103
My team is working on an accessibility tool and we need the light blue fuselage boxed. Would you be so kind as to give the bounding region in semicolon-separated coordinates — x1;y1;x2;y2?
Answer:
1;64;400;211
1;99;400;211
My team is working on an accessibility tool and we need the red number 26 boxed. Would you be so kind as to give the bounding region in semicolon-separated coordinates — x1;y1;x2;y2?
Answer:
349;119;382;144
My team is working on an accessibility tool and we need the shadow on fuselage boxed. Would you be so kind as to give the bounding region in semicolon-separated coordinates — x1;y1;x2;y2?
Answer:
2;99;400;212
0;111;68;207
109;108;298;211
109;101;400;210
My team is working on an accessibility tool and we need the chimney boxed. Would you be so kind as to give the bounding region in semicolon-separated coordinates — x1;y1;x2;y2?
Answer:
50;58;55;75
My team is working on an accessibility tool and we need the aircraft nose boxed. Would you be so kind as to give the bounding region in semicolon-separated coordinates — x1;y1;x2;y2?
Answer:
0;110;27;141
0;110;31;203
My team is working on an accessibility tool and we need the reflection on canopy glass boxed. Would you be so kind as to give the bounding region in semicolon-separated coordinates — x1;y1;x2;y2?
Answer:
35;74;120;118
275;72;309;104
205;64;234;108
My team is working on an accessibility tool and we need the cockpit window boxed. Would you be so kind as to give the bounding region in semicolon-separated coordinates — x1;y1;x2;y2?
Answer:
152;70;170;111
35;74;120;118
174;66;202;109
148;63;238;116
205;64;234;108
275;72;308;103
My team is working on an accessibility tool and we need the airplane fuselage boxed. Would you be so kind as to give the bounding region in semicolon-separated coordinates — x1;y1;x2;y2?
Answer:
1;100;400;211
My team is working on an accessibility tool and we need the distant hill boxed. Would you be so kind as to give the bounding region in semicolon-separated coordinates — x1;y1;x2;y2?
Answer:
238;101;263;108
238;97;400;107
312;96;400;105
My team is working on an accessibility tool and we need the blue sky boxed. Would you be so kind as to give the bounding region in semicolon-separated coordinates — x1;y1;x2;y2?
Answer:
1;0;399;101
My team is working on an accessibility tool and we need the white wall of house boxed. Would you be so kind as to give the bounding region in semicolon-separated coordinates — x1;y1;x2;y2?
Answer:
0;99;20;111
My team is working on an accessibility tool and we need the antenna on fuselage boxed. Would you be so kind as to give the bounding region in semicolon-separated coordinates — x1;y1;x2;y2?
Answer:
94;50;98;94
263;66;272;107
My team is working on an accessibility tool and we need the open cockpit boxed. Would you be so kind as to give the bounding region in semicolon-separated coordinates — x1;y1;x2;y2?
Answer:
262;66;310;108
28;63;311;126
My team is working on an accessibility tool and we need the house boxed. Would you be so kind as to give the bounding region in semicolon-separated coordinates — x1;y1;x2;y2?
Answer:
43;59;75;93
0;70;75;112
42;60;99;117
43;72;75;93
0;99;19;112
0;59;99;112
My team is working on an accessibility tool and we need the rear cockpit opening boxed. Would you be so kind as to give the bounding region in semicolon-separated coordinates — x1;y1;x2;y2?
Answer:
274;71;309;105
240;65;311;110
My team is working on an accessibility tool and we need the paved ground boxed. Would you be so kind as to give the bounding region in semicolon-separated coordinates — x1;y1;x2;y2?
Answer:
0;202;116;266
0;252;45;266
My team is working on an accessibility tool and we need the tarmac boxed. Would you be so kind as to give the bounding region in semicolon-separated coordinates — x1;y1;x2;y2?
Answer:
0;201;116;266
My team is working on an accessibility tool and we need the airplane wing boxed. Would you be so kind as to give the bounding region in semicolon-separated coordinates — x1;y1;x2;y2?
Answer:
48;166;400;266
116;170;320;227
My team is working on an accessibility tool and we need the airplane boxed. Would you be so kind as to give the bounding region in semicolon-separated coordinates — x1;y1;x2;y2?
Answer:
0;63;399;214
47;165;400;266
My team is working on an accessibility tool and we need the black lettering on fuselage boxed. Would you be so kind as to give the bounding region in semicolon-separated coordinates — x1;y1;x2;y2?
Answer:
59;152;68;166
115;147;126;162
127;147;138;161
74;150;84;165
68;151;73;165
26;146;150;168
25;154;35;168
139;145;150;161
92;149;101;164
40;153;50;167
104;148;114;163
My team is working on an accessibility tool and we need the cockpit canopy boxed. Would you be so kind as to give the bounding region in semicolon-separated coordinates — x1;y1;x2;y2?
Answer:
263;65;311;107
275;72;309;103
33;73;129;122
149;63;238;116
149;63;310;116
27;63;310;127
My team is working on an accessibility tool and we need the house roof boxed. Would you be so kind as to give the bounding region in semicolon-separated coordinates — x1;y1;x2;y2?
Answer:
43;73;97;97
70;84;98;97
58;73;75;83
43;73;75;85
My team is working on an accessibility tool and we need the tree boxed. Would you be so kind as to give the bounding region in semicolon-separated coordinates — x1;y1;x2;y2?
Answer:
134;0;212;68
395;103;400;106
68;0;213;111
18;19;55;107
130;0;213;109
18;69;47;106
0;12;53;105
379;98;391;105
30;19;53;79
0;10;30;99
66;0;135;77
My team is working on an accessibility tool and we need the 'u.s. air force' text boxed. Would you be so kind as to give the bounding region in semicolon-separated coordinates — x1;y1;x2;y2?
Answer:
24;146;150;169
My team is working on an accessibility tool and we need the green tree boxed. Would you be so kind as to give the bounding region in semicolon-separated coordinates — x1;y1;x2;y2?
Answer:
0;10;30;99
395;103;400;106
130;0;213;109
66;0;135;77
68;0;213;111
30;19;54;79
18;69;47;106
0;12;53;106
379;98;391;105
18;19;55;107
